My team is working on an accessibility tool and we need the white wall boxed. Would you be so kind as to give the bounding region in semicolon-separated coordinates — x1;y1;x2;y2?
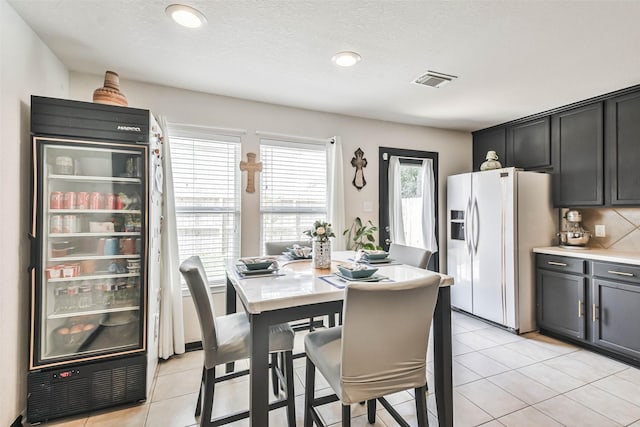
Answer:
69;73;471;258
0;0;69;422
70;73;472;343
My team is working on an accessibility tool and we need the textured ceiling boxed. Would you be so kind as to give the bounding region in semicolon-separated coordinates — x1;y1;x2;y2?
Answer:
8;0;640;131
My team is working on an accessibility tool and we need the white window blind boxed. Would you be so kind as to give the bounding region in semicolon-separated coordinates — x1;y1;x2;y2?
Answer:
260;139;328;251
169;127;241;286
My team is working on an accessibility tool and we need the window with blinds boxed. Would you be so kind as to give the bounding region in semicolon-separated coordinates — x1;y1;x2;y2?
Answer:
260;139;328;251
169;127;241;287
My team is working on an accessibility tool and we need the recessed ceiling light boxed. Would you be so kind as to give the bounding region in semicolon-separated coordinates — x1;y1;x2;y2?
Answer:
331;51;362;67
165;4;207;28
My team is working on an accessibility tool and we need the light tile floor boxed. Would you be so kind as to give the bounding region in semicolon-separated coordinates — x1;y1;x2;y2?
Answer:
28;311;640;427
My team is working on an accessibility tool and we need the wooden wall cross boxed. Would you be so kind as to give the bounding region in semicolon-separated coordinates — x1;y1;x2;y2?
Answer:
240;152;262;193
351;147;367;190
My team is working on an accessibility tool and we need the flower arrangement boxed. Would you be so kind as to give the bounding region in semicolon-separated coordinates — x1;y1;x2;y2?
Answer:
303;220;335;242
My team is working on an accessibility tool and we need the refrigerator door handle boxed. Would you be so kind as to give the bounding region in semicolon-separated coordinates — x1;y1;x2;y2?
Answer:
472;198;480;254
465;198;472;255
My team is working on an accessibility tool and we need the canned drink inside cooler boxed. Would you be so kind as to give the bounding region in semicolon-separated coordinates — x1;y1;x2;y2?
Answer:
62;215;78;233
63;192;76;209
77;192;89;209
50;192;63;209
105;193;116;210
50;215;63;233
89;192;104;209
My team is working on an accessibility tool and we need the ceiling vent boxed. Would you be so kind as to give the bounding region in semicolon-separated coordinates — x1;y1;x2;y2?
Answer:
413;71;457;88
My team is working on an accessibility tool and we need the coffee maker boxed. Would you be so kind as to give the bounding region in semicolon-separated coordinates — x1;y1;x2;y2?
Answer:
558;210;591;248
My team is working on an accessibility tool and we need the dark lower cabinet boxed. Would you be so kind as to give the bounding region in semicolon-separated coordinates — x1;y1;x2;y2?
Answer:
537;269;586;339
537;254;640;365
592;279;640;360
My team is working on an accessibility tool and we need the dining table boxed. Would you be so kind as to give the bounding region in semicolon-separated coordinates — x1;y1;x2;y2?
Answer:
225;251;454;427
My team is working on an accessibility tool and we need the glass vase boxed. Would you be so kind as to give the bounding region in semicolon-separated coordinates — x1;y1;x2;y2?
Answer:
312;239;331;269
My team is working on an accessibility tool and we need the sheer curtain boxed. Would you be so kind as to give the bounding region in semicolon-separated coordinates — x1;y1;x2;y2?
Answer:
420;158;438;253
327;136;346;250
157;115;186;359
388;156;406;245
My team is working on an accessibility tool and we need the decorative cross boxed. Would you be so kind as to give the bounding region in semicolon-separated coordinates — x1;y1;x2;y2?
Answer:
239;152;262;193
351;147;367;190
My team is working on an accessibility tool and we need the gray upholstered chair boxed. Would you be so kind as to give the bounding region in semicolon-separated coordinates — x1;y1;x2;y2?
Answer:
264;240;311;257
388;243;432;269
303;274;441;427
179;256;296;427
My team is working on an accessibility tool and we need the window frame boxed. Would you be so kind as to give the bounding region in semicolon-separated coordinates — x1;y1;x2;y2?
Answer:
259;138;329;253
168;123;243;290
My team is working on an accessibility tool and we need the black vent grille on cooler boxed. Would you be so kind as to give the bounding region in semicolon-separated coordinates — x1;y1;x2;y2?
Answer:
27;373;52;419
112;366;128;402
27;355;147;423
92;368;113;409
68;378;90;413
126;363;145;400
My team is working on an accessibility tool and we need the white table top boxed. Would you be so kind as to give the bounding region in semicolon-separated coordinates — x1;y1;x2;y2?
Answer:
227;251;453;314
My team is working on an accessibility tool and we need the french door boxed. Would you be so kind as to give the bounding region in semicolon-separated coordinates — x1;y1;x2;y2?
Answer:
378;147;439;271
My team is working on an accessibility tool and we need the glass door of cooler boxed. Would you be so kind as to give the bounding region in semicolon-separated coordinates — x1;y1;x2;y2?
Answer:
32;137;148;368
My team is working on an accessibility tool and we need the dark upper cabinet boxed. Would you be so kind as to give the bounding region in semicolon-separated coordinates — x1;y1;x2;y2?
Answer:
551;103;604;207
507;117;551;170
472;127;507;171
605;91;640;205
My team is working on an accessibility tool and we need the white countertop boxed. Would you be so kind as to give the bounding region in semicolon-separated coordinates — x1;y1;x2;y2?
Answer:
227;251;453;314
533;246;640;266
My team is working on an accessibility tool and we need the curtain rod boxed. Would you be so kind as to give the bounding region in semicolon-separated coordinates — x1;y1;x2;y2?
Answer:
382;153;429;161
256;130;334;144
167;122;247;136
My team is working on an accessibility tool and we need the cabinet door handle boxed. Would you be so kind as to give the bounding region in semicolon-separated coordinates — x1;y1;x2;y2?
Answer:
578;300;583;317
607;270;634;277
547;261;567;267
593;304;597;322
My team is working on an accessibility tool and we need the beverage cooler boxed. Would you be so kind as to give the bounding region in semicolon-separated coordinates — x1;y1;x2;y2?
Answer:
27;96;161;422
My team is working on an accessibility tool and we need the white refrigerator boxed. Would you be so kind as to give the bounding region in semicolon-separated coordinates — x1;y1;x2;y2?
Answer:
447;168;556;333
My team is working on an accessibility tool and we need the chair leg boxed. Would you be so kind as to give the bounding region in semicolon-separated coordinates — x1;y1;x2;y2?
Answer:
271;353;279;396
284;350;296;427
201;367;216;427
195;366;205;416
304;359;316;427
342;404;351;427
415;385;429;427
309;316;315;331
367;399;376;424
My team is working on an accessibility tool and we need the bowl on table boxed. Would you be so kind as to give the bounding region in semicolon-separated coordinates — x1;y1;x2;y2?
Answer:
337;264;378;279
363;250;389;260
240;258;275;271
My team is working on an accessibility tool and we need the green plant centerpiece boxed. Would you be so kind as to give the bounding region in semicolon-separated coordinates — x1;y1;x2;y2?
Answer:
304;220;335;268
343;217;381;251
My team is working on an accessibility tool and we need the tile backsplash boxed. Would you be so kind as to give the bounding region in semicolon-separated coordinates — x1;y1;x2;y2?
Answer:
576;208;640;251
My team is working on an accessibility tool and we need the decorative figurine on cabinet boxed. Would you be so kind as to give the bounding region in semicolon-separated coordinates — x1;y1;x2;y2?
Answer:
480;150;502;171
